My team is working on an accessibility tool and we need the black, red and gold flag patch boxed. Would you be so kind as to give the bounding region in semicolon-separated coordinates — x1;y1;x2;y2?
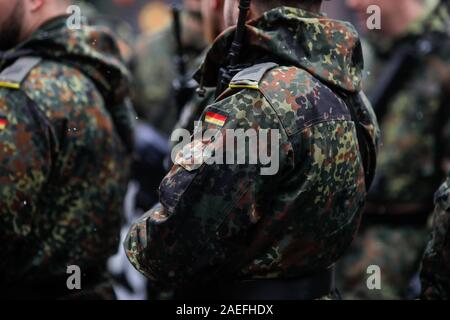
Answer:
205;111;228;127
0;116;8;131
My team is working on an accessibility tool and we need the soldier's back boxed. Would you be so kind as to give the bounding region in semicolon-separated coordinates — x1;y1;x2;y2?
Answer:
0;16;134;299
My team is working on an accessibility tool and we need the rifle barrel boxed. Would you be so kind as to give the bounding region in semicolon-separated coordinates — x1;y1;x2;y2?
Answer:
229;0;251;67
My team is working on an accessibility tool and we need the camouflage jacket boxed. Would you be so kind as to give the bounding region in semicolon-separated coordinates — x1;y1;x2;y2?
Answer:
421;173;450;299
365;2;450;207
125;7;379;289
131;21;206;136
0;16;135;298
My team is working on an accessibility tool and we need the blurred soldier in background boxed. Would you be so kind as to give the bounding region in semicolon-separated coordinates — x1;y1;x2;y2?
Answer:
338;0;450;299
129;1;207;215
109;1;209;300
131;0;207;136
74;0;172;300
74;0;136;63
420;172;450;299
173;0;226;138
125;0;379;299
0;0;135;299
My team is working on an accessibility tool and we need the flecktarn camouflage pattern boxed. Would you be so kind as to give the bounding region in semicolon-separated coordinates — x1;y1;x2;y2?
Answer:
421;173;450;299
124;6;379;297
0;16;135;299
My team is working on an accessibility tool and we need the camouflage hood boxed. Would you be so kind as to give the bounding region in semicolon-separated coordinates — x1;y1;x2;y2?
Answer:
12;15;131;105
3;15;136;150
196;7;364;92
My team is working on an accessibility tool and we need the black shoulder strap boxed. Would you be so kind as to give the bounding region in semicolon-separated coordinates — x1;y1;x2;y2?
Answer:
228;62;279;90
215;62;279;101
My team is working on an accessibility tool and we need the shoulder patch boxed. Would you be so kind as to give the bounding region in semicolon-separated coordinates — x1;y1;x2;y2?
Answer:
0;56;42;89
229;62;278;90
205;110;228;127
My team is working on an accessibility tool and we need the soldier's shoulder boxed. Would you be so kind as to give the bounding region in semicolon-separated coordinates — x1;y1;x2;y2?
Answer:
0;57;42;91
259;65;352;136
0;80;37;117
1;56;99;99
0;57;46;117
204;85;280;133
20;58;103;109
259;65;322;94
228;63;319;102
221;63;353;135
0;62;51;138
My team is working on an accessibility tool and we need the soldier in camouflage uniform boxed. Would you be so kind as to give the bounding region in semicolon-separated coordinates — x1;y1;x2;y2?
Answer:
124;0;379;299
131;0;206;136
338;0;450;299
420;173;450;299
0;0;135;299
74;0;136;63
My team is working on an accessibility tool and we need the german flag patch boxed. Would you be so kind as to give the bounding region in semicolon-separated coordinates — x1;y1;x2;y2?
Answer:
205;111;228;127
0;115;8;131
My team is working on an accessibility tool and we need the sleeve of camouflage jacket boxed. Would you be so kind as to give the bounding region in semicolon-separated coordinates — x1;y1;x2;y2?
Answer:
125;89;289;287
0;90;54;264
